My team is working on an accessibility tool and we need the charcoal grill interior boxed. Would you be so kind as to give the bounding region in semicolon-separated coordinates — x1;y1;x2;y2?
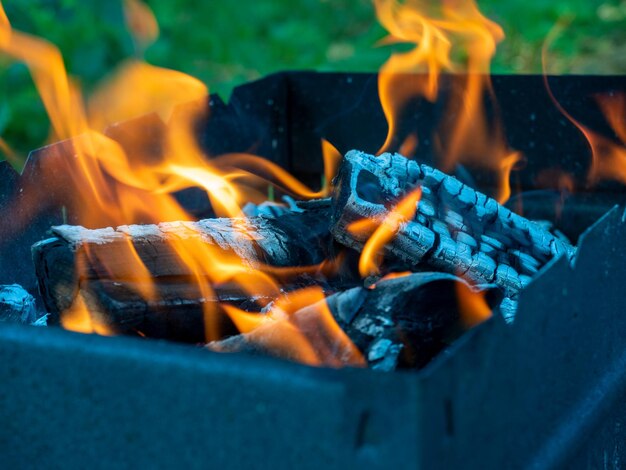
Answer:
1;72;626;468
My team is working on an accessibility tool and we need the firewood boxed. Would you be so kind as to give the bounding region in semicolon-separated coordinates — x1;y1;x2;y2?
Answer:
78;280;270;342
331;151;577;298
32;205;334;320
209;272;500;371
0;284;37;324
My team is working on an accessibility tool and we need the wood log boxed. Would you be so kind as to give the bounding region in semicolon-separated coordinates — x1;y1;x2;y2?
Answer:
209;272;500;371
331;151;577;299
0;284;37;324
77;280;272;342
32;204;334;323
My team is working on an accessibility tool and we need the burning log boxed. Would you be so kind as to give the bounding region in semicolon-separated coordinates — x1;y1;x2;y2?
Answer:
331;151;577;298
209;272;499;371
75;280;272;341
32;204;334;326
0;284;37;324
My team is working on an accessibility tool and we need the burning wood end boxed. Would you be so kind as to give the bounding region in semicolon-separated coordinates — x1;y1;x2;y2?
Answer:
331;150;576;299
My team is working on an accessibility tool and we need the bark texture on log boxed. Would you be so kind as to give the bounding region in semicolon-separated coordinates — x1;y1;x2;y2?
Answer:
331;151;576;298
32;205;333;321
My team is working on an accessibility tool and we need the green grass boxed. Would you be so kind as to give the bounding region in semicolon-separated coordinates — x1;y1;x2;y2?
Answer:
0;0;624;159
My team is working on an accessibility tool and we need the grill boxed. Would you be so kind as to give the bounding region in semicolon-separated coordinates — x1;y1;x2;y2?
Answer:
1;72;625;469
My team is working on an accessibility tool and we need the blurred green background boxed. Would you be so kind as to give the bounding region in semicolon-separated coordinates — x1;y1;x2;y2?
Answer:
0;0;624;160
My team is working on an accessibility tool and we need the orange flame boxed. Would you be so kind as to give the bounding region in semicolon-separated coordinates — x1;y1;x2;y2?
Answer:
375;0;519;203
349;187;422;277
123;0;159;53
455;282;492;328
0;0;364;367
223;287;365;367
61;293;113;336
321;139;342;196
543;23;626;186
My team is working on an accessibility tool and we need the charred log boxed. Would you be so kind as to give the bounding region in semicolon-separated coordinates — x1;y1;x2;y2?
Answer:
32;205;334;323
0;284;37;324
331;151;576;299
209;272;501;371
77;280;271;342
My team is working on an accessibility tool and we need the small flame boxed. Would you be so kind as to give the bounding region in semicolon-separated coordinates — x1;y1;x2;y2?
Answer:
349;187;422;277
377;271;412;282
543;23;626;186
61;294;113;336
321;139;342;196
123;0;159;53
455;282;492;328
224;287;365;367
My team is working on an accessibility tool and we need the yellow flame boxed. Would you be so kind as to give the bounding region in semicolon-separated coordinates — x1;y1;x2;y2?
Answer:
455;282;492;328
350;187;422;277
375;0;519;203
0;1;364;364
61;294;113;336
543;22;626;186
223;287;365;367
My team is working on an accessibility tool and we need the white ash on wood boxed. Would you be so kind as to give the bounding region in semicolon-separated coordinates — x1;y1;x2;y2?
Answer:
331;151;576;299
32;204;334;322
0;284;38;324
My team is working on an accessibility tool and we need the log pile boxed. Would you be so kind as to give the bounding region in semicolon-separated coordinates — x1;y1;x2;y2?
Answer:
32;150;577;370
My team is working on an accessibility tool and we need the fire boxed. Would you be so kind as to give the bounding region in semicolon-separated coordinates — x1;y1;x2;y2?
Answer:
61;293;113;336
349;187;422;277
123;0;159;53
455;282;492;328
375;0;520;203
223;287;365;367
543;24;626;186
582;93;626;186
321;139;342;196
0;0;363;366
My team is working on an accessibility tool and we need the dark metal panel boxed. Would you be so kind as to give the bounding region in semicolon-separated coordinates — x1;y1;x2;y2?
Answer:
0;323;419;469
417;206;626;469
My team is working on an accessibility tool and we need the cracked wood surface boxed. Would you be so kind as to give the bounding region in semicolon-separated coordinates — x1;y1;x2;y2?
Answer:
331;151;576;298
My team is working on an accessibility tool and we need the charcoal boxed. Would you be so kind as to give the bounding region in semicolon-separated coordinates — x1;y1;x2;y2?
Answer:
242;195;307;218
32;205;334;321
77;280;271;342
209;272;500;371
331;151;577;299
0;284;37;324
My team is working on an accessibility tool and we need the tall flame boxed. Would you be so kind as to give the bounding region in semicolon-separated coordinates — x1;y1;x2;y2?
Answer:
0;0;359;363
375;0;520;203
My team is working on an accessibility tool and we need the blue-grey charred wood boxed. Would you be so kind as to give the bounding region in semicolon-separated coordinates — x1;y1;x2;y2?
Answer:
209;273;498;371
0;284;37;324
331;151;577;299
32;206;333;326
